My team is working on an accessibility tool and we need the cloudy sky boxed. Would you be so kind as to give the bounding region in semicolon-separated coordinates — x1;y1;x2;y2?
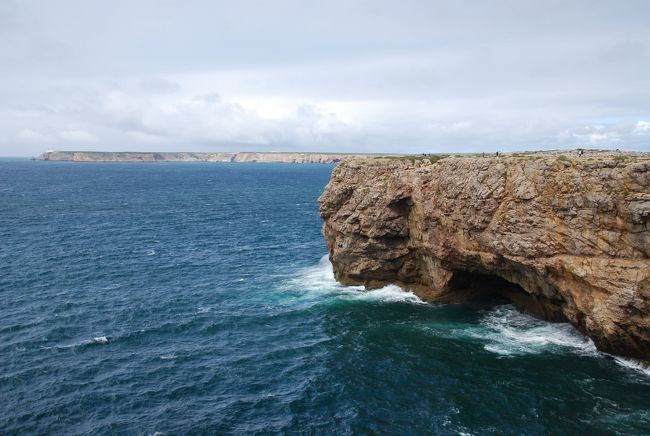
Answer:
1;0;649;156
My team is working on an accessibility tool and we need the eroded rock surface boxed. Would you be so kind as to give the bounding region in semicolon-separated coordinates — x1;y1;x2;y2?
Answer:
319;155;650;359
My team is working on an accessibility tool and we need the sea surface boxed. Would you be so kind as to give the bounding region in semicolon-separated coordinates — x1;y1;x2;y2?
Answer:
1;159;649;435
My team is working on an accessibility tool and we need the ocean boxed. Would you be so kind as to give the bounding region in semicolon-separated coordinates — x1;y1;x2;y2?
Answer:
1;159;648;435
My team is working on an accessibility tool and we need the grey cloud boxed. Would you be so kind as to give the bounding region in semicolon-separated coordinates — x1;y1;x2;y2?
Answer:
0;0;649;155
139;78;181;95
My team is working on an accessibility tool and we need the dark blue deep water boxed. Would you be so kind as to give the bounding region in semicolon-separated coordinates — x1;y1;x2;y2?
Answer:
1;159;649;435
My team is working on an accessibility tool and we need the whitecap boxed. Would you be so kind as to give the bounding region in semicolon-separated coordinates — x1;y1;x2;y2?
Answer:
472;305;597;356
160;354;177;360
284;255;423;304
611;356;650;377
197;306;211;314
289;260;646;370
341;284;424;304
285;254;362;294
101;283;121;290
44;336;109;350
147;249;156;256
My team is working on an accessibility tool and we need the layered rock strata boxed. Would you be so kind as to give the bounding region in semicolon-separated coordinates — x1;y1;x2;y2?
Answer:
319;155;650;359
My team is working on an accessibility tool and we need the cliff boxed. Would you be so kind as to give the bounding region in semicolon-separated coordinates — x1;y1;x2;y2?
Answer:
39;151;380;163
319;153;650;359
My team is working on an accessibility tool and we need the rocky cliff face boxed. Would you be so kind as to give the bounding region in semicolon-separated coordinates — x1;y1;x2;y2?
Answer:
319;155;650;359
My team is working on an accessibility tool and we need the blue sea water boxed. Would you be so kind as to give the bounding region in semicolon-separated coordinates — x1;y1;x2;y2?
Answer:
1;159;649;435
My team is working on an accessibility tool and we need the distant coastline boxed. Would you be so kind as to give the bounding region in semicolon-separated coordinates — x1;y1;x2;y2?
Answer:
38;150;390;164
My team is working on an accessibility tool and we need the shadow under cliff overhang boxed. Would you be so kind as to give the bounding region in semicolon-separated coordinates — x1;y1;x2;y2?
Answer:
445;269;567;322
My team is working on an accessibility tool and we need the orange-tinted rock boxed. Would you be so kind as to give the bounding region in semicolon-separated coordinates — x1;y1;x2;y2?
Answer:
320;154;650;359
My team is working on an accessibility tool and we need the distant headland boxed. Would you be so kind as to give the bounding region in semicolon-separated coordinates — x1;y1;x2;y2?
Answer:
39;149;649;164
38;150;387;163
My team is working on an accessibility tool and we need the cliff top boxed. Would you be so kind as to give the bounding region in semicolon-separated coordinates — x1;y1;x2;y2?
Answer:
39;149;650;165
350;149;650;167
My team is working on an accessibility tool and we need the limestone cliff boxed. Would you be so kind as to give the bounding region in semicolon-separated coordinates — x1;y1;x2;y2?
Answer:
319;154;650;359
39;151;380;163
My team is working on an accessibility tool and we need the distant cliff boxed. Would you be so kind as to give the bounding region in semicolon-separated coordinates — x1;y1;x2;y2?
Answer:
320;153;650;359
39;151;379;163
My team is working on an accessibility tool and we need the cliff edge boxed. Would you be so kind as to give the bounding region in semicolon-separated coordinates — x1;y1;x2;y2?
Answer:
319;153;650;359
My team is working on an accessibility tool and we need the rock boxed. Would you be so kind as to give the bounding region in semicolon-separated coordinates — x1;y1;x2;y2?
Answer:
319;154;650;359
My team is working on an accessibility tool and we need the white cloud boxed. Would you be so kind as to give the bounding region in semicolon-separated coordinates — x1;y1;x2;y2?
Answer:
59;129;97;142
0;1;649;155
636;120;650;132
16;128;50;143
138;78;181;95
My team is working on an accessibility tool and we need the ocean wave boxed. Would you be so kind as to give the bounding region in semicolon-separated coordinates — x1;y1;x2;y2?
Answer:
288;257;649;378
284;255;423;304
468;305;597;356
44;335;110;350
611;356;650;377
340;285;424;304
285;255;363;293
160;354;177;360
476;307;650;378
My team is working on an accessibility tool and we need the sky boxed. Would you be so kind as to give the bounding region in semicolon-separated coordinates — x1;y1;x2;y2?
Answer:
1;0;649;156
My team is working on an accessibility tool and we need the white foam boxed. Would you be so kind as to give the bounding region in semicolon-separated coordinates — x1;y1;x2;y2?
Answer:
286;255;363;293
287;258;650;375
197;306;211;313
342;285;424;304
101;283;121;290
473;305;597;356
160;354;177;360
147;249;156;256
284;255;423;304
93;336;109;344
612;356;650;377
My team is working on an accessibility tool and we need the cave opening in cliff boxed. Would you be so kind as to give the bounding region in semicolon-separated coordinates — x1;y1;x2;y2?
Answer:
388;196;412;216
447;269;565;321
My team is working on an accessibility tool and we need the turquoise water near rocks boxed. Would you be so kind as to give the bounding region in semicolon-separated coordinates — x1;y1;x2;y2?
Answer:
1;159;649;435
